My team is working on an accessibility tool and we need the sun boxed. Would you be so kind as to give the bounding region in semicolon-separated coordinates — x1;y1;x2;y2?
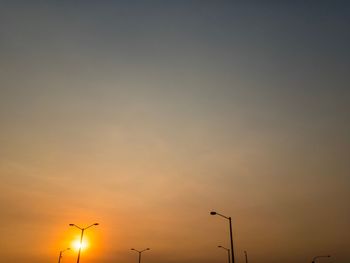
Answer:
72;239;89;251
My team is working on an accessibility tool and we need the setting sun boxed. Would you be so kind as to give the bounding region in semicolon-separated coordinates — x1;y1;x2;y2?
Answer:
72;239;89;251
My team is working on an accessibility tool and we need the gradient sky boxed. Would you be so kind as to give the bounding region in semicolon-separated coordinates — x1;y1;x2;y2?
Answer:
1;1;349;263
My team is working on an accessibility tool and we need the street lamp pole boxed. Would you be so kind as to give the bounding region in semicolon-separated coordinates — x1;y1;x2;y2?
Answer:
312;255;331;263
210;211;235;263
131;248;150;263
58;248;70;263
244;250;248;263
218;245;230;263
69;223;99;263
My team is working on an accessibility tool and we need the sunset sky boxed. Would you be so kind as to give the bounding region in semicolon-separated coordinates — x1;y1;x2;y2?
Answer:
0;1;349;263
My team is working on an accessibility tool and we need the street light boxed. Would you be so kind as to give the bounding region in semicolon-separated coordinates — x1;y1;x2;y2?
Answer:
58;248;70;263
312;255;331;263
218;245;230;263
210;211;235;263
131;248;150;263
244;250;248;263
69;223;99;263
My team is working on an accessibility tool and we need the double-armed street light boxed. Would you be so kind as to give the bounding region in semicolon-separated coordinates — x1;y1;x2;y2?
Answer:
131;248;150;263
218;245;230;263
210;211;235;263
58;248;70;263
69;223;99;263
312;255;331;263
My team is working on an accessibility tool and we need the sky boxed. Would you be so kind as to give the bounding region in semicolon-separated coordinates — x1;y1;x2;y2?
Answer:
0;1;349;263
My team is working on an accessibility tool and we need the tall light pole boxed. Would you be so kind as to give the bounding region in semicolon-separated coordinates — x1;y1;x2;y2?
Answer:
58;248;70;263
69;223;99;263
210;211;235;263
312;255;331;263
131;248;150;263
218;245;230;263
244;250;248;263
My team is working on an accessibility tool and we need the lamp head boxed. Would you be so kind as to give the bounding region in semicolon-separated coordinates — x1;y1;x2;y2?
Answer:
218;245;222;248
147;248;150;250
94;223;99;226
69;224;74;226
210;211;217;215
131;248;135;250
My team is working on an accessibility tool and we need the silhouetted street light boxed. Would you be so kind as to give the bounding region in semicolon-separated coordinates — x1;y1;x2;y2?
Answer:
210;211;235;263
131;248;150;263
218;245;230;263
312;255;331;263
244;250;248;263
69;223;99;263
58;248;70;263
